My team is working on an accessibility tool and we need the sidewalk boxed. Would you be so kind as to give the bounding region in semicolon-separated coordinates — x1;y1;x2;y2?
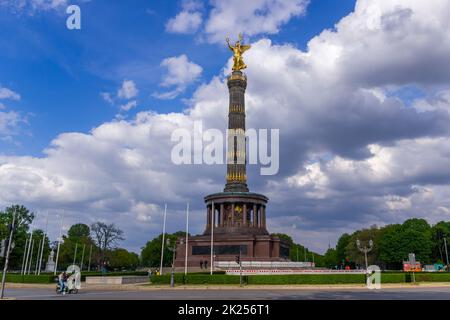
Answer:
5;282;450;291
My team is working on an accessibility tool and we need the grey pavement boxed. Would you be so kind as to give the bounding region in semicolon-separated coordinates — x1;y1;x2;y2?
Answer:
3;286;450;300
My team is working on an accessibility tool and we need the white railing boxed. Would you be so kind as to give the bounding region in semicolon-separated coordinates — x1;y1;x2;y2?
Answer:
225;269;366;275
215;261;315;268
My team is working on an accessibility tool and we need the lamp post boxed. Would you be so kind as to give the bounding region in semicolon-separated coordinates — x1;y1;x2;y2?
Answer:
444;237;449;272
166;239;176;288
1;207;16;300
239;246;243;287
356;239;373;270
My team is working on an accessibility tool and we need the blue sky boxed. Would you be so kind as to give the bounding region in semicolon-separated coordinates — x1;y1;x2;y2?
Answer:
0;0;356;157
2;0;450;254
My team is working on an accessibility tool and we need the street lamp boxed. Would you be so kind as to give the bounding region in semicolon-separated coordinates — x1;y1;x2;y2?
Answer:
166;239;176;288
356;239;373;270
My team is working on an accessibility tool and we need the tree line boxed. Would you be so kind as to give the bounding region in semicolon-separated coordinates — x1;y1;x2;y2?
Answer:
323;218;450;270
0;205;138;272
0;205;329;270
6;205;446;271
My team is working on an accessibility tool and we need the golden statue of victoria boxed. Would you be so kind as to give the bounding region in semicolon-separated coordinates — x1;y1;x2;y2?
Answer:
226;33;251;71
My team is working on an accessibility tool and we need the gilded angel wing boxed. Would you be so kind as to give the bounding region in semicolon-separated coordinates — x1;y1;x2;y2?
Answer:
240;44;251;53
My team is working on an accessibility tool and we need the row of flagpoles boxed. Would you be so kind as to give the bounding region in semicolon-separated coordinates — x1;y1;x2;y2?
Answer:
21;202;215;276
159;202;215;275
21;211;62;276
20;211;49;276
20;210;92;276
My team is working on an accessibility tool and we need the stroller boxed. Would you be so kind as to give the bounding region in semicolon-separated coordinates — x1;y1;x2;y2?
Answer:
55;265;81;295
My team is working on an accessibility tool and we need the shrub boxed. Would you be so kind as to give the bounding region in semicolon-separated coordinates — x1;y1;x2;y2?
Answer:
1;271;149;284
247;274;366;285
149;273;242;285
184;274;242;284
149;274;184;284
414;273;450;282
1;274;55;284
380;273;406;283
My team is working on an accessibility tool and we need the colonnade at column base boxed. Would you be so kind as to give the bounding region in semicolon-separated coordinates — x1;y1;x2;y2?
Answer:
203;192;269;235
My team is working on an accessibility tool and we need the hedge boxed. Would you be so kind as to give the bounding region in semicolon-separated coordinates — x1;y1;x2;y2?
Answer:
1;271;149;284
185;274;242;284
150;274;184;284
6;271;450;285
413;273;450;282
150;274;367;285
0;274;55;284
247;274;366;285
150;274;242;285
149;272;450;285
381;273;406;283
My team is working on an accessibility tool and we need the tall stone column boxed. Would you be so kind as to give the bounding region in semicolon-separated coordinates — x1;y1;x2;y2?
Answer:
224;71;249;193
243;204;247;226
253;204;257;227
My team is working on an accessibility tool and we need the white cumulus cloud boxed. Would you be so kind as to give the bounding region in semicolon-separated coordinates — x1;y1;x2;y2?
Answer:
166;0;203;34
153;54;203;100
0;86;21;101
166;11;202;34
117;79;139;100
120;100;137;112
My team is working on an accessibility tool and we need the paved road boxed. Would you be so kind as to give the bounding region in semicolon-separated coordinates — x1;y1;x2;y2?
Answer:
4;286;450;300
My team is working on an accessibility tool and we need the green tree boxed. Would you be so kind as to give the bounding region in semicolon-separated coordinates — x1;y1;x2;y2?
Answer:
108;248;140;270
58;223;95;269
324;248;338;268
271;233;294;245
270;233;324;266
141;232;187;267
400;218;433;264
335;233;351;265
24;229;51;273
379;219;433;269
91;222;125;264
378;224;403;269
432;221;450;264
0;205;35;270
68;223;90;240
346;226;381;268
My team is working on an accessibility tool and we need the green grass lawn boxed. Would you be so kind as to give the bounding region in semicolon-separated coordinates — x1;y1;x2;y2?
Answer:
149;272;450;285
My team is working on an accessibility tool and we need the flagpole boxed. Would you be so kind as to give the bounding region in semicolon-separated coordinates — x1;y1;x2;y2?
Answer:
87;244;92;272
210;201;214;275
159;204;167;275
28;239;34;274
0;207;17;299
54;210;64;275
38;212;49;275
73;243;78;266
24;212;37;275
184;203;189;275
35;238;42;275
24;233;31;275
21;238;28;275
80;244;86;271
